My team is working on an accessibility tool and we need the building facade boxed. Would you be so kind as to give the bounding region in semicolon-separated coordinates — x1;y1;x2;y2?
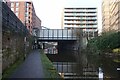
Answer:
9;1;41;34
102;0;120;32
3;0;11;8
62;7;98;38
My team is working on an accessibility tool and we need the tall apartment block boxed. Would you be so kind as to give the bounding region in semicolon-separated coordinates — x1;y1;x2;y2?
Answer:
102;0;120;32
9;1;41;34
62;8;98;38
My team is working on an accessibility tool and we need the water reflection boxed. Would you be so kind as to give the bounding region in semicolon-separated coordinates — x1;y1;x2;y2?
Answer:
98;67;103;80
99;55;120;79
45;49;120;79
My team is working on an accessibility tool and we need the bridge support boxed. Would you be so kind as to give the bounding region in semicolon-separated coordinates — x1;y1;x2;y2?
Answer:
57;41;78;53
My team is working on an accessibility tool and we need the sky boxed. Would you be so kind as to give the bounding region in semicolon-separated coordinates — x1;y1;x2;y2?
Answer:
10;0;102;33
32;0;102;33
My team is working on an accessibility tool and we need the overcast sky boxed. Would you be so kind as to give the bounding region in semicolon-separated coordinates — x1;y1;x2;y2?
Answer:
10;0;102;33
32;0;102;33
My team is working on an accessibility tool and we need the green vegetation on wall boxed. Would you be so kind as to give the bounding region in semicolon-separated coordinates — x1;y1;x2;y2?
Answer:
87;31;120;54
40;50;62;79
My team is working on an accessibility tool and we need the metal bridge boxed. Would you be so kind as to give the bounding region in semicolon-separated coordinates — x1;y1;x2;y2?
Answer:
33;28;97;49
36;29;80;41
33;28;98;41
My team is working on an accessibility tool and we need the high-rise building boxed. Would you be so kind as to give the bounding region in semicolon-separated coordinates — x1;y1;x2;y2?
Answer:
102;0;120;32
9;1;41;34
62;7;98;38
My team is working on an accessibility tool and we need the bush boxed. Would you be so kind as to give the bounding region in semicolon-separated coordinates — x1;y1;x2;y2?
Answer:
112;48;120;53
87;31;120;54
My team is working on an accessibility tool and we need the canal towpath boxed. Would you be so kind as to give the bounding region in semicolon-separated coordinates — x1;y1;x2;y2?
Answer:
9;49;45;78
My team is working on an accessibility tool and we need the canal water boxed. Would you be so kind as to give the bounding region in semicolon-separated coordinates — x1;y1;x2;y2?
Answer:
45;49;120;79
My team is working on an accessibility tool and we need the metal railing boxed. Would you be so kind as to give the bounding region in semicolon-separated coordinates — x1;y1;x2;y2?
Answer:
37;29;78;40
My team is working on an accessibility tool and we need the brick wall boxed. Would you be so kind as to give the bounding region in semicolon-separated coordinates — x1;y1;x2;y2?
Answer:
2;2;32;71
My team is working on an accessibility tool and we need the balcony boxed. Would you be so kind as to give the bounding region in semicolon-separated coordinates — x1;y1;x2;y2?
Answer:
64;25;97;29
64;13;97;16
64;17;97;20
64;21;97;24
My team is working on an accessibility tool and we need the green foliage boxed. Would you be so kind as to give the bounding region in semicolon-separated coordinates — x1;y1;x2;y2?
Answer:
40;50;62;79
2;56;24;79
87;31;120;54
112;48;120;53
113;59;120;63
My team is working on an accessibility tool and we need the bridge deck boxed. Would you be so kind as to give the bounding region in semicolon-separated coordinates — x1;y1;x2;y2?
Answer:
37;29;79;40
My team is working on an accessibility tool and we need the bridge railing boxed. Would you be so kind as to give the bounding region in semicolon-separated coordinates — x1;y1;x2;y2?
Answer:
38;29;78;40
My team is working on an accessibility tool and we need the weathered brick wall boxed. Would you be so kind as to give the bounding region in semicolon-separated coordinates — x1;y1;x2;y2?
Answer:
2;30;28;70
2;28;32;71
2;2;33;71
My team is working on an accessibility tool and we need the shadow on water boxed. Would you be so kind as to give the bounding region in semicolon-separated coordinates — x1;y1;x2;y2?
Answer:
45;49;120;79
46;50;76;62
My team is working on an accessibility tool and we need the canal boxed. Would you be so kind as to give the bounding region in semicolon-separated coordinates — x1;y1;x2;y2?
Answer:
44;49;120;79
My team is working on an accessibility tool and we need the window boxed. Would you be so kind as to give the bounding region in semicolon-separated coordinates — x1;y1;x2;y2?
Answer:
16;2;19;7
16;7;19;11
15;12;19;17
28;20;30;23
29;7;31;10
26;17;28;21
11;8;14;12
26;20;28;23
25;17;28;23
26;3;29;7
11;2;14;7
25;12;28;17
26;7;29;12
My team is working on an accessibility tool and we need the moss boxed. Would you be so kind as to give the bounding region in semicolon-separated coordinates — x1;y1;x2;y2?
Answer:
2;55;24;79
40;50;62;79
113;59;120;63
112;48;120;54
